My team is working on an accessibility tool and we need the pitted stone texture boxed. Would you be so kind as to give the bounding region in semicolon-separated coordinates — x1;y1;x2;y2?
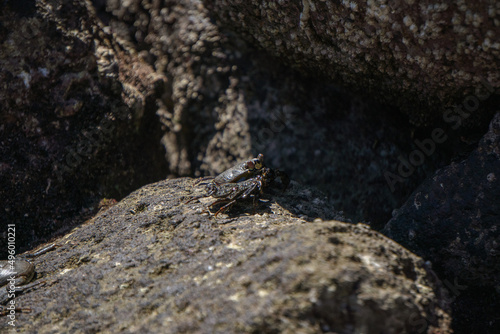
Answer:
5;178;451;333
0;0;168;258
204;0;499;126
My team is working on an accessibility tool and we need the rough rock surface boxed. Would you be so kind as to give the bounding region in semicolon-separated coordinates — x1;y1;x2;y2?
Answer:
2;178;451;333
382;112;500;332
204;0;500;126
0;0;168;257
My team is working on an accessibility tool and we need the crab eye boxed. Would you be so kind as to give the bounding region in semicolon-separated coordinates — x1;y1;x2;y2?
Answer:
255;154;264;169
245;161;255;170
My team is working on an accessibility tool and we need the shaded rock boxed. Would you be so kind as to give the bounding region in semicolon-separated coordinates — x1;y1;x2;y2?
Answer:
382;112;500;286
4;178;451;333
97;0;257;175
204;0;499;126
0;0;168;257
382;112;500;332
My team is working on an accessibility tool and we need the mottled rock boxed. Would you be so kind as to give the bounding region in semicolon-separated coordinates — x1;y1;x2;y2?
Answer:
3;178;451;333
204;0;500;126
383;112;500;287
0;0;168;257
382;112;500;332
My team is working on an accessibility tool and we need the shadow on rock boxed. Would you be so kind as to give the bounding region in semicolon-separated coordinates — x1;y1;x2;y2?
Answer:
4;178;452;333
184;176;345;224
382;112;500;333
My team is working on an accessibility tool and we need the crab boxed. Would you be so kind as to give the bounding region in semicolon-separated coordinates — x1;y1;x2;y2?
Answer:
0;243;57;315
187;166;290;217
196;153;265;186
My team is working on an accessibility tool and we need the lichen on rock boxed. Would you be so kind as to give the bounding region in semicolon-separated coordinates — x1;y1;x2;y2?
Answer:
203;0;499;126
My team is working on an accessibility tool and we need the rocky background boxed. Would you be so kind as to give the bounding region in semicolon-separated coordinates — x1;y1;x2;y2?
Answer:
1;0;499;333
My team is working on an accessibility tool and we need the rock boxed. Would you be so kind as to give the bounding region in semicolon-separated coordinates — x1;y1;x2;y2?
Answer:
382;112;500;332
0;0;168;257
204;0;499;126
4;178;451;333
382;112;500;287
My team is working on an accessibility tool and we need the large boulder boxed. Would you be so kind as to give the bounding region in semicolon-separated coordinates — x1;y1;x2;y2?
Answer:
204;0;499;126
0;0;168;257
382;112;500;332
4;178;451;333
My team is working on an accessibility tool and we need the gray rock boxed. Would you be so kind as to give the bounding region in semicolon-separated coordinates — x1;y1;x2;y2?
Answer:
204;0;499;126
4;178;451;333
